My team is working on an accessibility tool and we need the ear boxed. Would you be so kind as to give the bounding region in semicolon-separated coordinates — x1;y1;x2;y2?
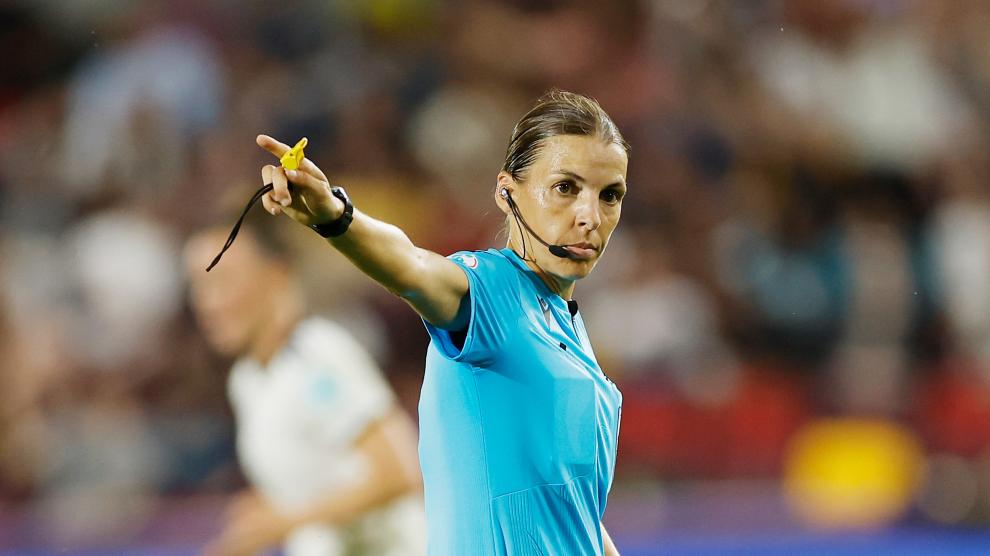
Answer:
495;171;515;216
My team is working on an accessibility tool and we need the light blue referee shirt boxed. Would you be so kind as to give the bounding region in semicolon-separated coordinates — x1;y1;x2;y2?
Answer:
419;248;623;555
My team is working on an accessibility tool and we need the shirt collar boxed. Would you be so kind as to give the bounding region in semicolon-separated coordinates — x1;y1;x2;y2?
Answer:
499;248;573;308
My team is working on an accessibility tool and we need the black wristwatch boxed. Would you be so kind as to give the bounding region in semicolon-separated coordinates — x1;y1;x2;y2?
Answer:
309;186;354;238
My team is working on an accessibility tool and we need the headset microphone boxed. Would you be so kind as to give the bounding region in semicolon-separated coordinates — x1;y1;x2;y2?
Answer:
547;244;573;259
501;188;575;260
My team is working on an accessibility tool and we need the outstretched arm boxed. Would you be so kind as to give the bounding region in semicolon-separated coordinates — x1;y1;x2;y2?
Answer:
256;135;469;330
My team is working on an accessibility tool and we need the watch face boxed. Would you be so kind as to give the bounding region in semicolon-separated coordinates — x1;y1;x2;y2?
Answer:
311;187;353;238
331;186;350;203
333;188;352;214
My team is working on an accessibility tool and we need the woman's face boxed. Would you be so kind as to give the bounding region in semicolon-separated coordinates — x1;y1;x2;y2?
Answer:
498;134;628;288
184;230;279;357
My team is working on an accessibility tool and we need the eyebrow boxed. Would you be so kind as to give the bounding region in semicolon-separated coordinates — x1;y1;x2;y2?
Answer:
554;169;627;189
554;169;586;182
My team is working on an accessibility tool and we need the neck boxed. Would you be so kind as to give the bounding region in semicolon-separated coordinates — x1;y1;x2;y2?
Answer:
248;286;304;366
506;238;576;300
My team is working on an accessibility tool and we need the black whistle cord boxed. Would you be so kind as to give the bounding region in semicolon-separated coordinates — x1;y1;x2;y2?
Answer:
205;183;274;272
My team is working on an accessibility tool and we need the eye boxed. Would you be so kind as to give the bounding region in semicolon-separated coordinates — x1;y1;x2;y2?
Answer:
601;188;623;204
552;180;574;195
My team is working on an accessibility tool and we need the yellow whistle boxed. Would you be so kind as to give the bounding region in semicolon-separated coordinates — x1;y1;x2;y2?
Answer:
279;137;308;170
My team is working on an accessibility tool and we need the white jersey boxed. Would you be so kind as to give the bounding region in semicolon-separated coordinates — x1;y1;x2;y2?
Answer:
228;317;426;556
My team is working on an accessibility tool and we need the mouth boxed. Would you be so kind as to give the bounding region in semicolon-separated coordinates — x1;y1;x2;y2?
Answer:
562;242;599;260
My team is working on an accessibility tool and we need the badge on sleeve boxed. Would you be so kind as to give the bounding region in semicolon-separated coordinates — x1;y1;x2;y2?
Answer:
453;253;479;269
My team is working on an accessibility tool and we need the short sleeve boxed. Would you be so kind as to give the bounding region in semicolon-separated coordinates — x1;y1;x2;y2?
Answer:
295;319;395;448
423;250;513;366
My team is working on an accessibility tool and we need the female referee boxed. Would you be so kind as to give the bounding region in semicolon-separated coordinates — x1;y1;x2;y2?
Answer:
257;91;625;555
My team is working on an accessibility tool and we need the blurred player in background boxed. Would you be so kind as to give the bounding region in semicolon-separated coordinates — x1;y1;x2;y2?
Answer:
183;210;426;556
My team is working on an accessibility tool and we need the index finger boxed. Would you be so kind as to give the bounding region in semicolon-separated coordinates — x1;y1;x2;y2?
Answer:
256;134;329;182
256;134;290;158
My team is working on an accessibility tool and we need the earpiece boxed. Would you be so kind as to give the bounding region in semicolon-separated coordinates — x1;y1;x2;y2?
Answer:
500;188;509;199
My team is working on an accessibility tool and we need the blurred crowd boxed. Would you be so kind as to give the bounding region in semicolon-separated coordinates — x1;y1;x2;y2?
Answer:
3;0;990;548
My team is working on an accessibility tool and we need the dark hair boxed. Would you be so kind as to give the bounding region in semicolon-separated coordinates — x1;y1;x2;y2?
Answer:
238;208;295;264
197;205;295;268
502;90;628;181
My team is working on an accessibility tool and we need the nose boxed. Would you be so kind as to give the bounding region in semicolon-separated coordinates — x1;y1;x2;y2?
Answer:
575;192;602;232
